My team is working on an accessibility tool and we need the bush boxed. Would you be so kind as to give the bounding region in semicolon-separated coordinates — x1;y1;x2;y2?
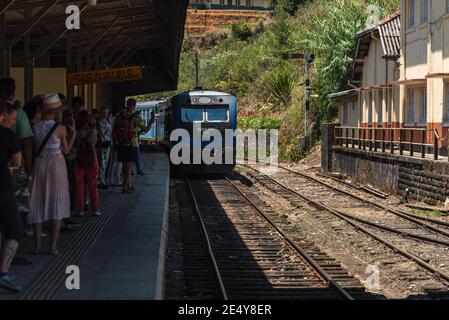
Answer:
265;67;296;107
231;23;252;41
275;0;303;16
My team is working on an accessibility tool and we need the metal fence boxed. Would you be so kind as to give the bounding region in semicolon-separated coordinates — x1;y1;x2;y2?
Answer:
334;126;441;160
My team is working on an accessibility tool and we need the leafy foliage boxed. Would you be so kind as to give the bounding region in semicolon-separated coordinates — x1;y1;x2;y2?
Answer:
231;23;252;41
238;118;282;131
265;67;296;107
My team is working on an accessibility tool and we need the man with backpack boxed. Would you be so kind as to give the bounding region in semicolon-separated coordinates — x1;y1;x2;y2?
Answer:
113;99;154;194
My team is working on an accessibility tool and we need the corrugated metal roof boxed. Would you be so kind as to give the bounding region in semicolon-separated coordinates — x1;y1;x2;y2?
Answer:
378;11;401;58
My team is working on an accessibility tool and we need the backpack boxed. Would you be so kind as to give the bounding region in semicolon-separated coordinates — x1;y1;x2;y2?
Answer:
113;112;136;146
77;128;96;167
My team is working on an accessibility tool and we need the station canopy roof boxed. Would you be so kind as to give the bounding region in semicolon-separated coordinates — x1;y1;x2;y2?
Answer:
1;0;189;94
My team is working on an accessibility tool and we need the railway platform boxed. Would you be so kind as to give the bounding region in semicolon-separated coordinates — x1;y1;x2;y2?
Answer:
0;147;169;300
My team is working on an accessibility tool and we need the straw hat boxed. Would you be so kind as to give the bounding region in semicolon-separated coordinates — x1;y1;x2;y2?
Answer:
38;93;68;113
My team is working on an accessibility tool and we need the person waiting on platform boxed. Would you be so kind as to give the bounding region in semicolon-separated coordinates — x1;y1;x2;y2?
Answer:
97;107;112;189
106;106;123;187
0;100;22;292
113;98;154;194
28;94;77;255
74;110;101;217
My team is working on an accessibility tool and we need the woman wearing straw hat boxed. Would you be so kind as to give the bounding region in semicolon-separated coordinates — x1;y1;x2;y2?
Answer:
29;93;77;255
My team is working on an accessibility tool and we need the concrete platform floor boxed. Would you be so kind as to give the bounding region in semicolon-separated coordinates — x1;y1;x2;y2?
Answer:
0;147;169;300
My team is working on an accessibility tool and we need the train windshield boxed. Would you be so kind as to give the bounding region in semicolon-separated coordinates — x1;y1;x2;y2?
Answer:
181;107;204;122
206;106;229;122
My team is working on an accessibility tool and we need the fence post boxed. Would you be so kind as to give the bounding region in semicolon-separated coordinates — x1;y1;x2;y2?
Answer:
421;130;426;159
346;128;349;148
390;128;394;154
435;130;439;161
334;127;339;146
382;129;386;153
369;129;372;151
374;128;378;152
362;128;366;150
410;130;414;157
400;130;404;155
352;128;355;149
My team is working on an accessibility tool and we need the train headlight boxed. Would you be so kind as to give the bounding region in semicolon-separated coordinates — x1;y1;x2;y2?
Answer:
199;97;212;104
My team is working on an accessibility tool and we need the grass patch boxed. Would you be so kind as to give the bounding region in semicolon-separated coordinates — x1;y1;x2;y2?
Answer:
411;208;443;217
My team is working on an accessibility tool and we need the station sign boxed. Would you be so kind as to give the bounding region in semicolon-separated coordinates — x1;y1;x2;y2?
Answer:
67;66;143;85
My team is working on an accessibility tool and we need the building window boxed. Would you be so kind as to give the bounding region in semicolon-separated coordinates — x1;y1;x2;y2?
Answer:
408;0;415;29
407;88;415;123
343;102;349;125
421;0;428;23
419;88;427;124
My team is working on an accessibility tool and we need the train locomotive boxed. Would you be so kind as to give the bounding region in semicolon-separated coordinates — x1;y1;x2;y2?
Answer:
138;88;237;174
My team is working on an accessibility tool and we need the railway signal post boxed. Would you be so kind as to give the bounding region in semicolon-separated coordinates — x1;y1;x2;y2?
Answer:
282;52;314;151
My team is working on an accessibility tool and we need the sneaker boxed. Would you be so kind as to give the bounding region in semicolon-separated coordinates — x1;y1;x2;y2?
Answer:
0;274;22;293
84;202;90;211
137;172;146;176
93;212;101;217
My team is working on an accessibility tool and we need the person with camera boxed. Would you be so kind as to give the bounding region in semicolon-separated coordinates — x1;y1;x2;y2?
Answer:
113;99;153;194
97;107;112;189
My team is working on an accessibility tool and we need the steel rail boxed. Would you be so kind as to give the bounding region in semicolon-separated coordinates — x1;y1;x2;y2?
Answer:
184;177;229;300
251;163;449;233
224;177;354;301
241;166;449;284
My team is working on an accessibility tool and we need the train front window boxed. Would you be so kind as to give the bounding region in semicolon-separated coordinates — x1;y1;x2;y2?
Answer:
206;106;229;122
181;107;204;122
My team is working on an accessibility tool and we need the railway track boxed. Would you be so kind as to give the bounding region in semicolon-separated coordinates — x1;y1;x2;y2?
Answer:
240;164;449;286
179;177;367;300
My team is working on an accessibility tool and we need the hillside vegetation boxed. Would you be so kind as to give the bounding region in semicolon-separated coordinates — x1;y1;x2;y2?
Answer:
139;0;400;161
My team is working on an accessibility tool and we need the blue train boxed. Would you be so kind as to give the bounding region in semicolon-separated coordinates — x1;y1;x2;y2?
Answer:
137;89;237;174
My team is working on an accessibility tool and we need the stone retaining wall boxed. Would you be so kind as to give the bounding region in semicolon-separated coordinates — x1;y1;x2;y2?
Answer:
321;124;449;206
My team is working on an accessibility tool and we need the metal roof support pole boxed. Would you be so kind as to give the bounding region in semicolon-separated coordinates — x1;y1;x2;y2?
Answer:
66;33;74;101
110;45;135;68
24;5;34;102
0;12;10;78
77;43;84;100
77;16;121;64
0;0;15;15
88;29;126;69
7;0;61;49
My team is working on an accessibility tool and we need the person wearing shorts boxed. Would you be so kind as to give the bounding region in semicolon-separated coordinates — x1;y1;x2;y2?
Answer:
114;99;153;194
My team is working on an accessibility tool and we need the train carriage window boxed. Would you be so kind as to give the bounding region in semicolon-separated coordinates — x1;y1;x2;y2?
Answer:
206;106;229;122
181;107;204;122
